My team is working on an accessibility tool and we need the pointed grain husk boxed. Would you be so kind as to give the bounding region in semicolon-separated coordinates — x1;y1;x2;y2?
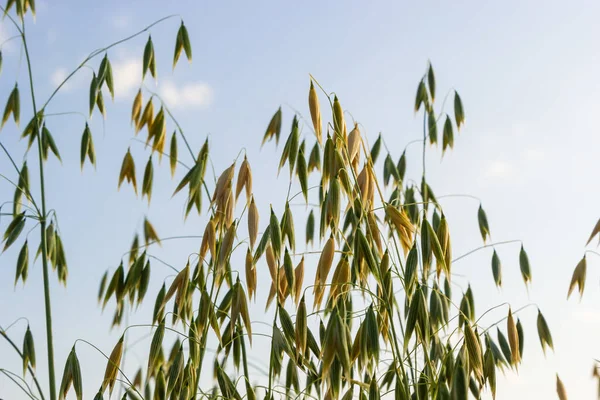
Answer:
58;351;73;400
386;204;414;255
165;263;189;305
212;163;236;205
245;248;257;300
277;266;289;304
567;256;586;299
69;349;83;400
464;323;483;380
142;155;154;203
216;221;236;281
357;164;370;200
265;244;278;285
556;374;568;400
117;149;137;194
295;295;308;357
328;256;350;306
236;156;252;202
22;325;35;374
309;81;322;144
507;308;520;366
199;218;216;264
347;123;361;163
269;206;282;259
332;96;345;141
491;250;502;288
308;142;321;173
367;211;383;256
314;234;335;290
247;197;259;250
131;89;143;126
147;319;165;376
536;309;554;354
454;90;465;129
294;256;304;305
262;107;282;145
233;280;252;343
586;218;600;245
102;335;124;395
282;202;296;251
477;204;490;243
137;98;154;134
519;245;532;286
437;214;452;276
143;217;160;246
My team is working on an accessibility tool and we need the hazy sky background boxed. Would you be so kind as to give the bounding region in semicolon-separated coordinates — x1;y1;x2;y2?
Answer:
1;1;600;399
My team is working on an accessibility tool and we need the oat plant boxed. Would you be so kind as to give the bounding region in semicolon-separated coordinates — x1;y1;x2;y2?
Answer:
0;3;556;400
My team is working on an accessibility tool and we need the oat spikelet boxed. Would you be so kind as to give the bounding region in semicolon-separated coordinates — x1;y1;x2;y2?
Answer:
200;218;216;263
277;266;289;303
102;335;124;395
313;235;335;308
236;155;251;201
294;256;304;306
367;211;383;256
567;256;586;299
248;196;259;249
333;96;345;141
357;164;370;200
309;80;322;144
507;308;520;365
131;89;143;126
347;123;361;163
266;244;277;285
464;323;483;380
245;248;257;300
296;296;307;356
328;256;350;306
556;375;568;400
137;98;154;134
212;163;236;205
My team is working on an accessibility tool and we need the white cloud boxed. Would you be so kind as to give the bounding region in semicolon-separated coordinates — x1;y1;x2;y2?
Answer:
160;81;214;110
112;58;142;99
50;67;69;89
484;160;515;179
112;15;131;30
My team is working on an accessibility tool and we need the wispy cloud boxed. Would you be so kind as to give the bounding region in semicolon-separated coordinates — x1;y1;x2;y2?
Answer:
112;58;142;99
50;67;70;89
160;81;214;110
481;145;547;182
111;15;131;31
484;160;515;179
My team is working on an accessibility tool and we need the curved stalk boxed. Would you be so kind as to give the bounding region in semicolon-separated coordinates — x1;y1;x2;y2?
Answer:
0;330;47;400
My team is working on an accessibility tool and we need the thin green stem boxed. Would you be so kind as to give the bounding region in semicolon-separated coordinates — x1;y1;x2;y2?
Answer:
42;15;178;110
0;369;37;400
20;20;57;400
452;240;522;264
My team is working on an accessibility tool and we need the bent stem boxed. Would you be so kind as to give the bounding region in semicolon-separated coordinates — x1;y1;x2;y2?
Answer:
0;329;47;400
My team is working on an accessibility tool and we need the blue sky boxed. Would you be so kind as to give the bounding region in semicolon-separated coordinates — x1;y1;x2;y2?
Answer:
1;1;600;399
